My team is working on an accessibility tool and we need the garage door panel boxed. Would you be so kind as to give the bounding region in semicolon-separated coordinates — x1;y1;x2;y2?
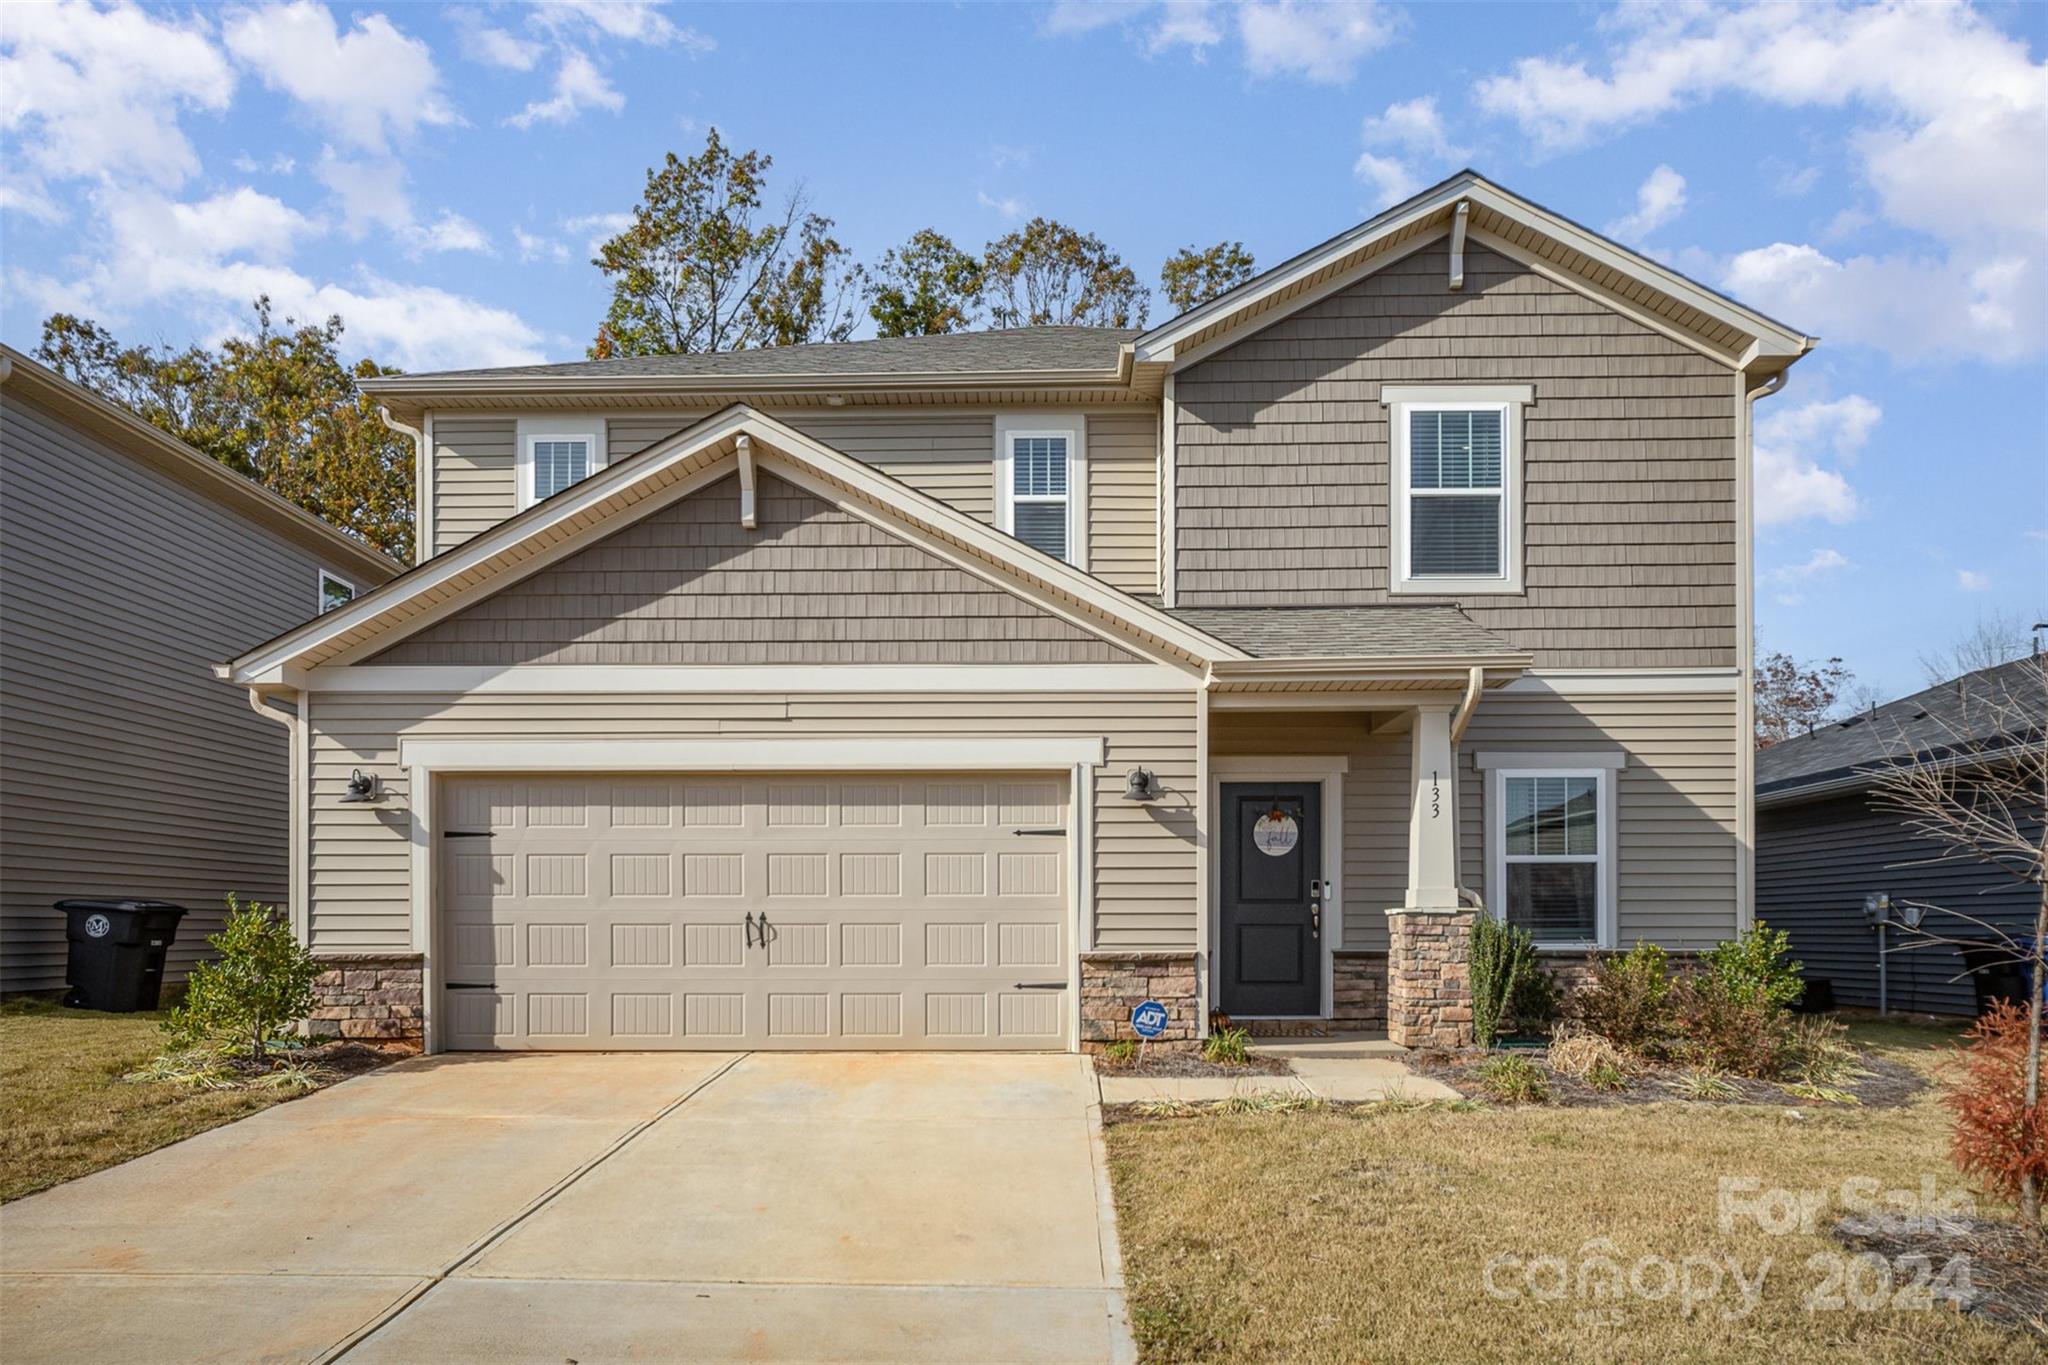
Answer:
439;774;1069;1051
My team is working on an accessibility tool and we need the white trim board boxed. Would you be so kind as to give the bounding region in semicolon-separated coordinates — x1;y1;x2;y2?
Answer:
1482;764;1620;952
514;416;608;512
306;664;1197;694
1209;756;1348;1020
395;736;1108;772
993;412;1089;571
1503;669;1741;696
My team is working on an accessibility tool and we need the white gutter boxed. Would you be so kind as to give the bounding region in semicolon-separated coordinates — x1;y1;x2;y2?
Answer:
1737;368;1789;933
378;405;429;566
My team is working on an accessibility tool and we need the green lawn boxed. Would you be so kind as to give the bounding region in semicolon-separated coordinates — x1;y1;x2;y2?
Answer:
0;998;298;1203
1104;1020;2032;1363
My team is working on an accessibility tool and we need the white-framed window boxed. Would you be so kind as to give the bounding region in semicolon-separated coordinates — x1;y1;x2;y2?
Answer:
317;569;356;614
993;415;1086;566
1383;384;1530;595
515;418;607;511
1483;761;1619;949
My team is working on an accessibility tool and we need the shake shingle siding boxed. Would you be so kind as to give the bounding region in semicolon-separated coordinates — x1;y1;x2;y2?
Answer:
1172;241;1738;669
1757;792;2042;1017
372;471;1136;666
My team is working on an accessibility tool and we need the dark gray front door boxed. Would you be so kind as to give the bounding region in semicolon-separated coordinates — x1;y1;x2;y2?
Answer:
1218;782;1322;1017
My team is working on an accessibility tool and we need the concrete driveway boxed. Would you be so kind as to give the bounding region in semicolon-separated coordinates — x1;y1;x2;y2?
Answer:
0;1052;1133;1363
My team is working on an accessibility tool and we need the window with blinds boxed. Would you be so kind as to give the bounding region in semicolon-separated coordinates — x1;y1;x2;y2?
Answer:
1407;406;1504;578
1008;433;1070;560
1501;773;1601;944
532;438;590;502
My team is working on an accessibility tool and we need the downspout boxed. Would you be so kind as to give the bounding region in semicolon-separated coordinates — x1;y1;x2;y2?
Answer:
1449;665;1487;913
245;689;309;944
1736;368;1788;933
379;406;428;566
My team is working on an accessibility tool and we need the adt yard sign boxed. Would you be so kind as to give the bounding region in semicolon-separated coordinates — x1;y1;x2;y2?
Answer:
1130;1000;1169;1039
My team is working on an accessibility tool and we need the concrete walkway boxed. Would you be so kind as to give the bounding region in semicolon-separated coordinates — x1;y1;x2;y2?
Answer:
0;1052;1134;1364
1094;1033;1461;1104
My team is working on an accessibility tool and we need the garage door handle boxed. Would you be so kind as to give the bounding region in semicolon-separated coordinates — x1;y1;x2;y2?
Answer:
1011;827;1064;837
446;982;495;990
744;912;759;948
1013;982;1067;990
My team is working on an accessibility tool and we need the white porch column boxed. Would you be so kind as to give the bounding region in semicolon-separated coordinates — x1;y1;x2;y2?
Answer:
1404;702;1461;911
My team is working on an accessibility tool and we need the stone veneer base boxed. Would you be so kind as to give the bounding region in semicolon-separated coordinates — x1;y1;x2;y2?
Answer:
1332;951;1390;1031
1080;951;1198;1049
1386;910;1475;1050
308;953;424;1041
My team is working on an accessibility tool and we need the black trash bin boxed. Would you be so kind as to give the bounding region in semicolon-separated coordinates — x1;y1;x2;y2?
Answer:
59;900;187;1012
1957;940;2032;1017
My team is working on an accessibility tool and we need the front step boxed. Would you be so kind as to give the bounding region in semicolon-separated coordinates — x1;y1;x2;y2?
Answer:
1253;1033;1408;1061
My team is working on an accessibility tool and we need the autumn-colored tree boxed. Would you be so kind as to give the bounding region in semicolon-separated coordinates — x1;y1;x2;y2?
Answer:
869;229;985;336
590;129;861;357
36;302;413;560
1753;649;1852;748
983;218;1148;329
1159;240;1255;312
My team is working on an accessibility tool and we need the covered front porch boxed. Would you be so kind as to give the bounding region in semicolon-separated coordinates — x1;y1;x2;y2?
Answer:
1183;606;1533;1048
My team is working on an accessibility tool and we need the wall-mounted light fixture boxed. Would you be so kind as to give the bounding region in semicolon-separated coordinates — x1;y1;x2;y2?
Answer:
341;768;383;804
1123;767;1159;802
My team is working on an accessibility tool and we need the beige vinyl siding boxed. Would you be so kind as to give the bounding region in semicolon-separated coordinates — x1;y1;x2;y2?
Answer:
1;393;359;989
372;470;1135;666
609;411;999;524
431;416;516;555
1173;240;1739;669
1211;688;1739;951
1086;411;1158;596
304;691;1198;954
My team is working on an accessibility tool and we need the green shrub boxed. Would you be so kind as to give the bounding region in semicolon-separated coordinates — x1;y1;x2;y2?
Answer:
1570;941;1675;1053
1471;915;1548;1046
1668;973;1790;1076
1672;1068;1739;1101
1586;1061;1629;1093
164;896;321;1063
1475;1053;1550;1104
1100;1039;1138;1067
1700;923;1805;1012
1202;1025;1251;1066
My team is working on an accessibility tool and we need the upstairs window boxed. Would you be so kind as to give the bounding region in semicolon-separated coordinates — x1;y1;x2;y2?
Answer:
317;569;355;614
516;419;607;510
1384;386;1529;595
995;422;1083;564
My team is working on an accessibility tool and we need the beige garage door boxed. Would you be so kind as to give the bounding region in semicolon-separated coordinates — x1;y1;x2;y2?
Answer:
438;774;1071;1050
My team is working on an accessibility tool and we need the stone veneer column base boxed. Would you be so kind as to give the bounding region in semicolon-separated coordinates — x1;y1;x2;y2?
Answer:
1079;951;1198;1050
1386;910;1475;1050
308;953;424;1041
1332;951;1390;1031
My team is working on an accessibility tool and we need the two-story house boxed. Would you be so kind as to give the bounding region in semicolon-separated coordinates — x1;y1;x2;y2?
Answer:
222;172;1813;1052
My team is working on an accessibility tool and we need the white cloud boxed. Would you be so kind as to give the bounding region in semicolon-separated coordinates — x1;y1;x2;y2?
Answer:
1770;548;1851;583
1239;1;1394;83
224;2;452;153
0;0;235;204
1044;2;1130;36
231;151;298;176
314;153;414;237
565;211;634;255
460;23;542;72
1353;95;1465;209
1957;569;1991;592
416;211;490;255
530;0;714;53
1148;1;1222;56
1753;394;1881;526
1476;2;2048;362
1724;242;2046;364
977;190;1027;220
509;50;626;127
1605;164;1687;242
1352;152;1420;209
514;228;572;264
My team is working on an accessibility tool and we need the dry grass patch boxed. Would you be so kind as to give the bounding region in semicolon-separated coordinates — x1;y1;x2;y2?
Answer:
1104;1021;2029;1363
0;998;397;1203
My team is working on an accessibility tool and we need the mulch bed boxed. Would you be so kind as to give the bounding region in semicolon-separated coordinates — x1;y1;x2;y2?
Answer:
1095;1048;1295;1078
1834;1214;2048;1335
213;1038;414;1085
1411;1047;1926;1109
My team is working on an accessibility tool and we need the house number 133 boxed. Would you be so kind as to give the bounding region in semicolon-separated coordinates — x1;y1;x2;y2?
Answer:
1430;771;1441;819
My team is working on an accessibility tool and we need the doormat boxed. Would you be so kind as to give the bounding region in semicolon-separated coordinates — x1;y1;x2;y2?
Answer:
1239;1020;1331;1038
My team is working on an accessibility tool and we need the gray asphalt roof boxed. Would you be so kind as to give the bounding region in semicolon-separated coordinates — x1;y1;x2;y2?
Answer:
380;326;1137;383
1165;605;1523;659
1756;655;2047;799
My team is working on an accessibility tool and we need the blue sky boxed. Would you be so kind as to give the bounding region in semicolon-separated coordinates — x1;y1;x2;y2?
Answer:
3;0;2044;696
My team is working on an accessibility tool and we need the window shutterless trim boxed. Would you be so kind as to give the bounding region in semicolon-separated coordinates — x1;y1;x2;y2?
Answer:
993;413;1087;569
1484;764;1618;950
317;568;356;614
1383;385;1531;596
514;417;608;512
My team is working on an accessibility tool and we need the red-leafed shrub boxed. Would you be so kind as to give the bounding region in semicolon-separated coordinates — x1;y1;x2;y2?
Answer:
1945;1001;2048;1216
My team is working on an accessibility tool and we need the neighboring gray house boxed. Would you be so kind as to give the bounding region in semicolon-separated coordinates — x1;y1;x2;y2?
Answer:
1756;657;2046;1016
0;345;401;992
221;171;1816;1052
